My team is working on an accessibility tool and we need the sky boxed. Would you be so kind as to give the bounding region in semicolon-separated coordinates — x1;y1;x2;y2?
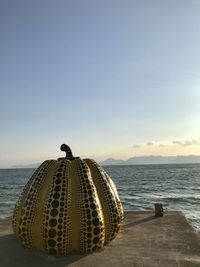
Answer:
0;0;200;167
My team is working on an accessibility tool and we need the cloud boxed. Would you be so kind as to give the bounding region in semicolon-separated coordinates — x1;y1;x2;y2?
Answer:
173;141;182;145
173;140;200;146
159;144;167;147
132;144;141;149
146;142;154;146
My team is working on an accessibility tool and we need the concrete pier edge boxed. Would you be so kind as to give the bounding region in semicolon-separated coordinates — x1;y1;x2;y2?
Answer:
0;211;200;267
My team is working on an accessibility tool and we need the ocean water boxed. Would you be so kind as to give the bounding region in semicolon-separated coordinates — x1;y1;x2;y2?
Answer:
104;164;200;232
0;164;199;232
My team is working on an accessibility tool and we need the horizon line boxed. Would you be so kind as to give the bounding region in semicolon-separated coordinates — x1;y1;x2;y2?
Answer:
1;154;200;169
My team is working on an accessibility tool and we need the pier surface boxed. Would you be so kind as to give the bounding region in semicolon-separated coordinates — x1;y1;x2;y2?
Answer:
0;211;200;267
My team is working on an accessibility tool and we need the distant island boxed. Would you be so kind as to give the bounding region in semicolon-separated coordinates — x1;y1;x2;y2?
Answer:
11;155;200;168
101;155;200;165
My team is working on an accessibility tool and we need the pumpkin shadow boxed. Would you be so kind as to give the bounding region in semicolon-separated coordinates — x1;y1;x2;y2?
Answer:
123;215;159;229
0;234;86;267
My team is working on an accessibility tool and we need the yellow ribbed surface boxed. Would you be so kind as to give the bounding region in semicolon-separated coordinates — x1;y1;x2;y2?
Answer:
84;159;124;244
12;157;123;255
32;160;58;251
43;159;72;255
70;160;81;251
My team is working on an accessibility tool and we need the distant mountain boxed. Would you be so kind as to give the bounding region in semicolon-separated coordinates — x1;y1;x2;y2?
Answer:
100;158;126;165
101;155;200;165
11;155;200;168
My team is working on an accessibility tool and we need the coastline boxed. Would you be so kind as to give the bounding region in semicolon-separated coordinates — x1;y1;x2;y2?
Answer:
1;211;200;267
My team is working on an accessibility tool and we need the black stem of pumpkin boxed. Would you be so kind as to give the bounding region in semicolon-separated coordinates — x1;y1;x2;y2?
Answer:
60;144;74;160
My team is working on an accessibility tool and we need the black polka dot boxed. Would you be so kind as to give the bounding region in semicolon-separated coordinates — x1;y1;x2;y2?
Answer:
55;185;61;192
55;179;61;185
53;193;60;199
56;173;62;178
50;209;58;217
93;218;99;226
90;203;96;209
89;197;93;202
48;239;56;247
92;210;98;217
52;200;59;208
49;219;57;227
48;229;56;238
58;231;62;236
87;233;92;238
87;220;92;226
93;227;100;235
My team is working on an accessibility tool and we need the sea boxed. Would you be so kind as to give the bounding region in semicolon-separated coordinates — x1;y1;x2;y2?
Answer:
0;164;200;232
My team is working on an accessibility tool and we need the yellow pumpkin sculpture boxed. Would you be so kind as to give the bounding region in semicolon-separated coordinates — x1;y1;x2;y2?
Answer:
12;144;124;255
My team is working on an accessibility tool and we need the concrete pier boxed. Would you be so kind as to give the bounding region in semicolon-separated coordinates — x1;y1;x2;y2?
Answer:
0;211;200;267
